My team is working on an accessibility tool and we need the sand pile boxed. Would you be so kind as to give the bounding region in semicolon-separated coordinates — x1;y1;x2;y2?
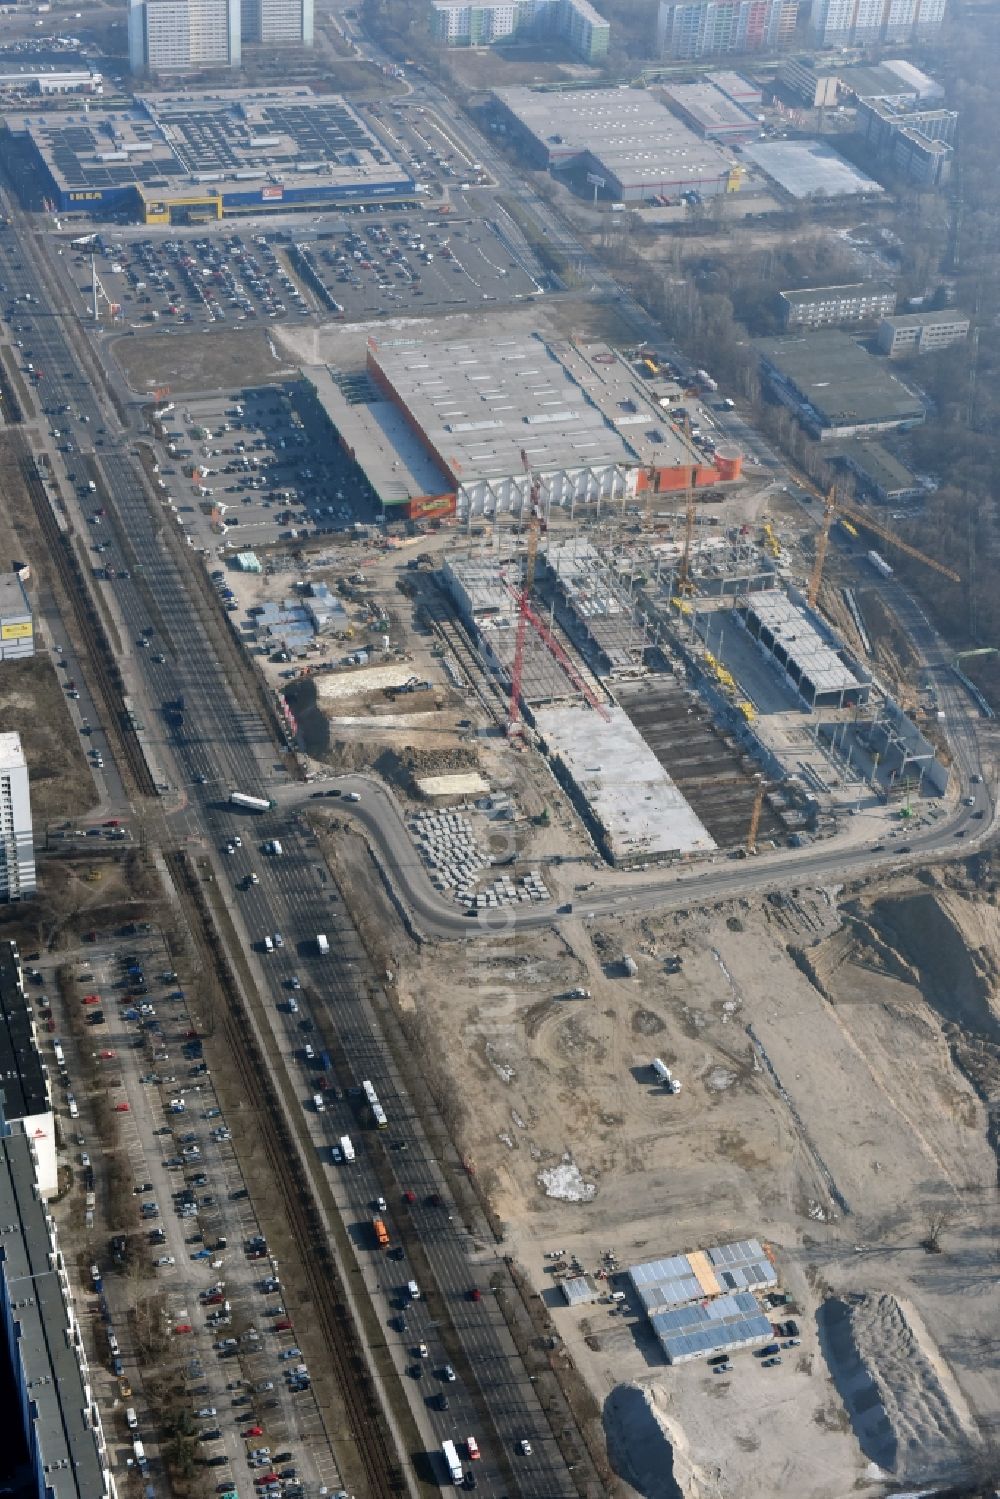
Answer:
819;1292;979;1485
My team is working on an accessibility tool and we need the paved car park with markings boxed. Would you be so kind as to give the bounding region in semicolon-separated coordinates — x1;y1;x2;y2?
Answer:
38;928;344;1499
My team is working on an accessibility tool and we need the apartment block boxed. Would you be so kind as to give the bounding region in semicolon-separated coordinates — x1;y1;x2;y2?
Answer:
129;0;242;71
429;0;610;61
0;732;34;901
657;0;798;60
779;281;897;328
857;95;957;187
877;310;969;356
810;0;946;46
241;0;314;44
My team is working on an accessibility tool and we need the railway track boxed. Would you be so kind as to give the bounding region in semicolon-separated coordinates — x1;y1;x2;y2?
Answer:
166;851;407;1499
14;430;155;798
424;594;506;724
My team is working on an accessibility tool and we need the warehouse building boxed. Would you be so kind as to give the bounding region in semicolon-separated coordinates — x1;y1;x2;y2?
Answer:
876;309;969;357
308;331;740;521
0;1125;115;1499
629;1239;777;1364
779;282;896;329
0;942;55;1197
491;86;742;200
736;590;871;708
664;80;761;144
0;574;34;661
833;440;922;504
741;138;883;200
15;88;414;221
0;49;104;95
757;331;924;440
707;71;762;108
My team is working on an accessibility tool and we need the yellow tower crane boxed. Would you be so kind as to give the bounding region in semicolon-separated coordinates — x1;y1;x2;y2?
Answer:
808;487;960;608
746;776;765;855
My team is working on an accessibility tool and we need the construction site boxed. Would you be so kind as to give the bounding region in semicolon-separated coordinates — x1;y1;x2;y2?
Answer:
402;455;956;873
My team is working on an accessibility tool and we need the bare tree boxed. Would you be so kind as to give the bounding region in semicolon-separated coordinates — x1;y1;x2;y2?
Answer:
921;1208;955;1254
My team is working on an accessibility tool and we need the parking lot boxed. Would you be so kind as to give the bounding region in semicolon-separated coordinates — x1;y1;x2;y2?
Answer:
74;210;541;336
38;929;344;1499
158;383;379;554
70;232;314;332
286;214;541;319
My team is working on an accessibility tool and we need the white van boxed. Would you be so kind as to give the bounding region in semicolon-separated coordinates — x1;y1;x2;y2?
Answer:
263;935;274;954
126;1408;138;1431
407;1279;421;1301
312;1093;325;1113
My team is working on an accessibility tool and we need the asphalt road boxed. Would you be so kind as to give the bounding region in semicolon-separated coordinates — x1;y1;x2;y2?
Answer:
280;754;992;944
0;207;576;1499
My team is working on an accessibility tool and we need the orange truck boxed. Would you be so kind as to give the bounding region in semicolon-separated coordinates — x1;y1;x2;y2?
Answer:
372;1218;389;1249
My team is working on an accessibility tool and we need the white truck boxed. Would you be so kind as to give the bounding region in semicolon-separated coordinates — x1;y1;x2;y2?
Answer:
265;839;283;856
339;1135;355;1162
316;933;330;956
230;790;275;812
652;1058;681;1092
441;1440;463;1485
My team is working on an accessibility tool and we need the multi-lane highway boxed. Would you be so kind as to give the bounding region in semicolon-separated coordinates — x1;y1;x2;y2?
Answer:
0;212;578;1497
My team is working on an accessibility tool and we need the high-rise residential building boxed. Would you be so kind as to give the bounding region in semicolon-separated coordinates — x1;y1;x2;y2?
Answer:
0;733;34;902
810;0;945;46
128;0;242;72
241;0;314;45
656;0;798;60
429;0;609;63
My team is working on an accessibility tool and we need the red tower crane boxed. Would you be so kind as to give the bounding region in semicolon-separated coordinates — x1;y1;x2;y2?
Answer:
506;452;610;734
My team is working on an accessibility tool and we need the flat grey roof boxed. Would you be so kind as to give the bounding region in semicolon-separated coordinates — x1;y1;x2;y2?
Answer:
493;85;735;189
839;63;919;99
0;572;31;619
534;703;715;861
757;331;924;427
18;87;411;200
306;366;451;508
706;70;762;104
0;1131;109;1499
834;439;919;493
370;333;702;483
780;281;894;307
881;309;968;329
744;591;861;694
0;50;98;81
742;138;883;199
665;81;758;133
